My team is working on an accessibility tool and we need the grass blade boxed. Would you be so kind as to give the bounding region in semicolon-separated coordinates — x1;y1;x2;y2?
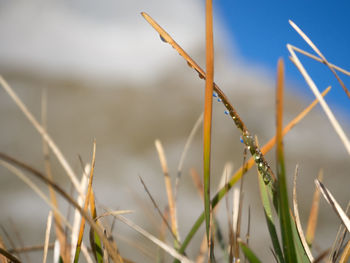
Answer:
116;215;194;263
155;140;180;243
41;89;70;262
203;0;214;252
257;163;284;263
275;58;297;263
289;45;350;77
73;140;97;263
89;191;103;263
315;180;350;232
339;240;350;263
0;248;21;263
289;20;350;99
239;240;262;263
0;153;121;262
287;45;350;155
42;211;53;263
0;76;82;195
292;165;314;262
305;170;322;247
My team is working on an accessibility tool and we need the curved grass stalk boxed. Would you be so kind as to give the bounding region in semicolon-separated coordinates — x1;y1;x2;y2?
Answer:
289;20;350;99
141;12;275;186
288;45;350;155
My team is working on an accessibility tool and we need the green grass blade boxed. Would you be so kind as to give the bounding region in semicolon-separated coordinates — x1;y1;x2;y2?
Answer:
239;241;262;263
203;0;214;247
258;169;284;263
275;59;297;263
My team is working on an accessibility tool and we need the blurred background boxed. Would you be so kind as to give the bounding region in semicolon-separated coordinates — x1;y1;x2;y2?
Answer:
0;0;349;262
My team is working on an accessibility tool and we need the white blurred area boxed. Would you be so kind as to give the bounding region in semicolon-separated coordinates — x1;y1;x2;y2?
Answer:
0;0;209;83
0;1;349;262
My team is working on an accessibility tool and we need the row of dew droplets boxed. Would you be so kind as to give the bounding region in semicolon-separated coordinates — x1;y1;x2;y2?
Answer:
158;22;273;186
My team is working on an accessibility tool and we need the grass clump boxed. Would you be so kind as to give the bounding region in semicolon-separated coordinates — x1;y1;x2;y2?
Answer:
0;2;349;263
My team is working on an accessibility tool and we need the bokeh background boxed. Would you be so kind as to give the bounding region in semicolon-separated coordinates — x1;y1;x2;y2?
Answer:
0;1;349;262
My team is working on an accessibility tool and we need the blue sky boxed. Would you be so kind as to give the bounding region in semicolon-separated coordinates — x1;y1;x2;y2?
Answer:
215;1;350;118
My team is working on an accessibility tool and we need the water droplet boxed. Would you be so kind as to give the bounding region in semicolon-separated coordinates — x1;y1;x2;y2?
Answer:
232;116;236;120
213;92;218;97
247;146;251;150
239;136;244;143
255;155;260;161
217;98;222;102
259;162;263;168
224;110;229;115
159;34;167;43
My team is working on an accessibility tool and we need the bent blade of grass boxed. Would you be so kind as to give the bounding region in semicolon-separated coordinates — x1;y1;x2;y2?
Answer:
0;159;73;232
0;76;82;195
142;11;275;189
315;180;350;232
275;58;297;263
289;20;350;99
139;176;179;242
155;139;180;243
305;170;322;247
73;140;96;263
116;215;194;263
177;87;331;256
289;45;350;77
42;211;53;263
0;248;21;263
288;46;350;155
292;165;314;262
0;236;7;263
0;153;121;263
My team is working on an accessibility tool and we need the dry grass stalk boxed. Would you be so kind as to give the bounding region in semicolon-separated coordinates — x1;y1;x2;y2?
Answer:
306;169;323;247
288;45;350;155
42;211;53;263
155;139;180;242
292;165;314;261
289;20;350;99
0;76;82;195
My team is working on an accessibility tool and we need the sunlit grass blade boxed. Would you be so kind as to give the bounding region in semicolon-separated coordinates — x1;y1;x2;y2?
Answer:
238;240;262;263
155;140;180;244
0;76;82;195
42;211;53;263
289;45;350;77
73;140;97;263
89;191;103;263
203;0;214;254
292;165;314;262
315;180;350;232
275;58;297;263
339;240;350;263
257;162;284;263
289;20;350;99
0;236;7;263
288;45;350;155
305;170;322;247
176;86;330;256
